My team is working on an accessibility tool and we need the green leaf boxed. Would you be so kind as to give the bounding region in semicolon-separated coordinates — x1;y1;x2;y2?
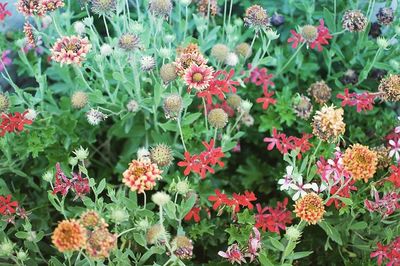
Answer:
349;221;367;230
164;201;177;220
288;251;313;260
269;237;285;251
319;221;343;245
96;178;106;195
15;231;29;239
181;113;201;126
258;252;275;266
133;233;147;247
179;194;196;219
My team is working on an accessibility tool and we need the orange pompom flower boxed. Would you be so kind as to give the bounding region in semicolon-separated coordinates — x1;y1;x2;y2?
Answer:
294;193;325;225
52;220;86;252
122;160;163;193
343;144;378;182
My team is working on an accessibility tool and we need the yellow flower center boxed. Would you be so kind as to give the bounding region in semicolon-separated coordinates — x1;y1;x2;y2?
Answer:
133;166;146;177
193;73;203;82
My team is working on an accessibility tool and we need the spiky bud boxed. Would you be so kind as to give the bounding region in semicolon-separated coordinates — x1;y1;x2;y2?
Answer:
150;143;174;167
0;93;10;113
163;94;183;119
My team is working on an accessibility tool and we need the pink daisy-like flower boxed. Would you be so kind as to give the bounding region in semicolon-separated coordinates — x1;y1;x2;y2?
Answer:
50;35;91;65
184;64;214;92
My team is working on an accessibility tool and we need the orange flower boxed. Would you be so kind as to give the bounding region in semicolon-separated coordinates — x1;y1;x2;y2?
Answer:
294;193;325;225
52;220;86;252
343;144;378;182
122;160;163;193
86;227;117;259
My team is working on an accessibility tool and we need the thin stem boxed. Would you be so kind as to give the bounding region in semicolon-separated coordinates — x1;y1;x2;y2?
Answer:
183;6;188;41
202;98;209;132
159;206;164;225
118;227;136;237
276;42;305;76
222;0;227;38
249;33;257;53
357;48;382;85
75;67;92;91
51;14;63;36
143;191;147;208
306;139;322;178
227;0;233;27
103;15;110;39
177;117;187;151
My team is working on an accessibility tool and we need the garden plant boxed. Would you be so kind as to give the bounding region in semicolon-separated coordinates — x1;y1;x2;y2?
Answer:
0;0;399;265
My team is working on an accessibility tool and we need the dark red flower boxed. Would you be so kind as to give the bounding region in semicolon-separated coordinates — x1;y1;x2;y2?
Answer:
0;194;18;215
0;111;32;137
71;172;90;200
263;128;312;158
208;189;234;210
387;165;400;188
184;207;201;222
255;198;292;233
52;163;73;196
244;64;275;88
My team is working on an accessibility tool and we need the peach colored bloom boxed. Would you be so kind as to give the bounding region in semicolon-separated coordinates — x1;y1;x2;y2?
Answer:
294;192;325;225
175;52;207;76
122;160;163;193
52;220;86;252
343;144;378;182
86;226;117;259
50;35;91;65
42;0;64;12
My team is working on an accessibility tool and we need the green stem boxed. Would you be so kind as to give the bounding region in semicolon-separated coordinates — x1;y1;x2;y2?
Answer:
202;98;209;132
177;117;187;151
276;42;305;76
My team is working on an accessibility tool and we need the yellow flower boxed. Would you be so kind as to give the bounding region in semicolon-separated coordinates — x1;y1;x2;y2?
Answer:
343;144;377;182
294;193;325;225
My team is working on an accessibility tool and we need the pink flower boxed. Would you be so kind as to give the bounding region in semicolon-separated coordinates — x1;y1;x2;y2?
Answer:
246;227;261;262
256;87;276;110
263;129;312;158
0;3;12;21
364;190;400;218
184;64;214;91
218;244;246;264
0;50;12;71
244;64;275;88
52;163;90;199
50;35;91;65
336;88;377;112
287;30;303;49
371;237;400;266
389;139;400;163
317;149;350;184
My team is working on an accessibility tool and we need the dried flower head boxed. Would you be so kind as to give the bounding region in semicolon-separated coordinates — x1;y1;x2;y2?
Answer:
211;44;229;62
343;144;378;182
294;193;325;225
0;93;10;113
148;0;172;18
90;0;116;16
308;80;332;104
342;10;368;32
50;36;91;65
42;0;64;12
197;0;218;17
79;210;105;229
376;7;394;26
160;63;177;84
208;108;228;129
17;0;45;17
52;220;86;252
122;159;163;193
23;22;36;47
341;69;358;85
71;91;88;109
126;99;139;112
244;5;270;31
140;56;156;72
225;52;239;66
118;33;140;52
293;95;313;119
227;94;242;110
23;109;38;121
146;224;169;245
301;25;318;42
171;236;194;260
151;191;171;206
378;74;400;102
312;105;345;142
235;42;252;58
163;94;183;119
86;108;108;125
372;145;392;170
150;143;174;167
176;43;200;56
86;227;117;259
184;64;214;91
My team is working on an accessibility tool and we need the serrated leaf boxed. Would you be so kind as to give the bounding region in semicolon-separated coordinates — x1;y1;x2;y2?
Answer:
319;221;343;245
269;237;285;251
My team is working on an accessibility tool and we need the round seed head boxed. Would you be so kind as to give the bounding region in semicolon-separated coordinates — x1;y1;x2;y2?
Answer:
227;94;242;109
208;108;228;129
163;94;183;119
378;74;400;102
160;63;177;84
235;42;252;58
376;7;394;26
90;0;116;16
150;143;174;167
211;43;229;62
71;91;88;109
0;93;10;113
118;33;140;52
301;25;318;42
342;10;368;32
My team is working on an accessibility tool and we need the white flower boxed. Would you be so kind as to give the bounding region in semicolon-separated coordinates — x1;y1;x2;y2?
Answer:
86;108;108;125
73;146;89;161
24;109;37;121
137;147;151;162
278;166;294;191
100;44;113;57
151;192;171;206
140;56;156;72
225;52;239;66
389;139;400;162
159;47;172;59
240;100;253;113
74;21;86;35
180;0;191;6
265;29;280;40
289;175;314;201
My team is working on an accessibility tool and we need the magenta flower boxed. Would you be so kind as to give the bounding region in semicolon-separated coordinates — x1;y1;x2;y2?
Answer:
336;88;377;112
0;50;12;72
246;227;261;262
288;19;332;52
364;190;400;218
218;244;246;264
0;3;12;21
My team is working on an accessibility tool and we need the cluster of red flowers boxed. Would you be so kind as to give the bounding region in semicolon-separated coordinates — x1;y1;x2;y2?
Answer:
0;194;27;224
263;128;313;158
387;165;400;188
0;111;32;137
365;190;400;218
197;69;239;105
178;139;225;179
254;198;292;233
326;179;357;209
184;206;202;223
52;163;90;200
244;64;277;111
370;237;400;266
208;189;257;214
288;19;332;51
337;88;377;112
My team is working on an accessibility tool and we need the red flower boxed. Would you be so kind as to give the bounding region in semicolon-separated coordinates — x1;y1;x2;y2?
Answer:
52;163;90;199
0;194;19;215
208;189;233;210
326;179;357;209
184;207;201;222
201;139;225;167
288;19;332;52
232;191;257;211
177;152;202;176
371;237;400;266
208;190;257;214
71;172;90;200
244;64;275;88
255;198;292;233
337;88;376;112
263;128;312;158
0;3;12;21
0;111;32;137
387;165;400;188
256;88;276;110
